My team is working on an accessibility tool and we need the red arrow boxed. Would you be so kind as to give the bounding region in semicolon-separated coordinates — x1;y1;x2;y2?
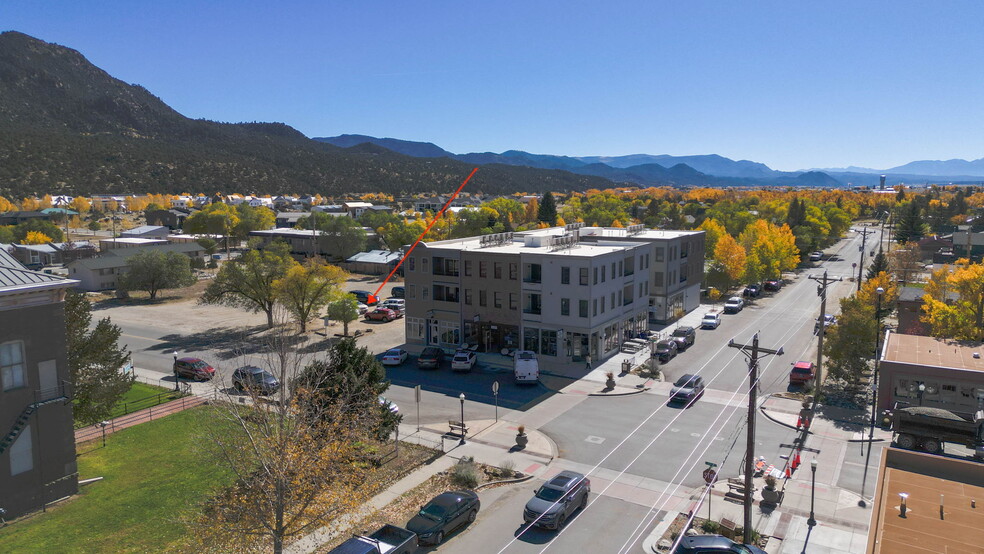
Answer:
367;168;479;304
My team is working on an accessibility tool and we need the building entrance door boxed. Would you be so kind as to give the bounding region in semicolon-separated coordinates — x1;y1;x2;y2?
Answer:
428;320;439;346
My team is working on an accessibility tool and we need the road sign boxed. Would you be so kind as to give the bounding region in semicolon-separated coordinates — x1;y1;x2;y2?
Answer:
492;381;499;395
703;468;718;484
415;384;421;403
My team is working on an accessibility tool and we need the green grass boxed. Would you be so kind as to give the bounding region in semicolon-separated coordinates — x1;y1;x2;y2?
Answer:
110;381;181;418
0;406;235;553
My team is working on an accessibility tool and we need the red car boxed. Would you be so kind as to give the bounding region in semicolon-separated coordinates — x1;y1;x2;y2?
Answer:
789;361;816;386
173;357;215;381
365;307;400;322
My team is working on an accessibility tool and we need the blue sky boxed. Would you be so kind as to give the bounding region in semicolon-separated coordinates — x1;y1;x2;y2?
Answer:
4;1;984;171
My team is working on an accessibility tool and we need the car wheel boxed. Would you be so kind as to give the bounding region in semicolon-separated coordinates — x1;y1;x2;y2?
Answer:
434;531;444;545
234;382;243;391
557;512;567;529
921;438;941;454
468;509;477;523
384;317;390;322
896;433;916;450
580;491;588;509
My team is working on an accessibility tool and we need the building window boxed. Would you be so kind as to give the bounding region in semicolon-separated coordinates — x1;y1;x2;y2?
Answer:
655;247;664;262
624;256;634;276
593;267;598;285
494;292;503;308
681;242;689;258
433;257;458;276
624;284;633;305
524;327;540;352
524;293;542;315
654;272;664;286
601;296;606;313
422;257;429;271
494;263;503;279
408;284;416;299
645;253;650;268
464;289;473;305
480;261;487;278
601;265;606;282
561;266;570;284
509;263;518;280
406;318;425;340
611;292;616;307
9;425;32;476
439;321;461;345
510;293;518;310
434;285;459;302
680;263;688;283
618;260;623;276
579;299;588;318
422;287;429;300
464;260;472;276
479;290;487;306
524;263;542;283
541;330;558;356
579;267;589;285
593;299;597;316
1;341;26;391
561;298;570;316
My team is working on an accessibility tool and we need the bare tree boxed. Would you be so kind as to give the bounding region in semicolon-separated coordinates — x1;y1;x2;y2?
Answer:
889;241;923;286
192;310;382;552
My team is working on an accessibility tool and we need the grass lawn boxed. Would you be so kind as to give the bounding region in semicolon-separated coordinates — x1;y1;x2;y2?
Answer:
0;406;235;553
110;381;181;418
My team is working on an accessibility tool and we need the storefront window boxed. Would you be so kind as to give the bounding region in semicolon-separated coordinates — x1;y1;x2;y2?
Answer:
541;330;557;356
524;327;539;352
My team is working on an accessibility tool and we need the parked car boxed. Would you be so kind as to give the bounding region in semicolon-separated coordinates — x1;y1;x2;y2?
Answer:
654;339;679;363
723;296;744;314
365;307;400;322
173;357;215;381
451;349;477;371
701;311;722;329
514;350;539;383
232;366;280;396
670;374;706;403
379;395;399;414
382;298;406;314
523;470;590;530
356;302;369;315
674;534;766;554
417;347;445;369
391;286;406;299
406;490;480;545
352;290;378;306
670;326;696;351
327;524;417;554
742;283;762;298
382;348;409;366
814;314;837;333
809;251;823;262
763;279;783;291
789;361;817;386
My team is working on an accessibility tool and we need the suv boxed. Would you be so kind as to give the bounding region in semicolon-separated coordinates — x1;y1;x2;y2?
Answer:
742;283;761;298
763;279;783;292
723;296;744;313
675;535;766;554
365;307;400;322
654;339;678;363
701;312;722;329
390;286;405;298
451;350;477;371
809;251;823;262
789;361;816;386
381;298;406;314
351;290;378;306
523;470;590;530
417;347;444;369
814;314;837;334
232;366;280;396
670;326;696;351
173;357;215;381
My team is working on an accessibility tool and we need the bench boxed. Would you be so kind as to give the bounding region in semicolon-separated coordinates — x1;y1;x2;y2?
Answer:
448;420;469;437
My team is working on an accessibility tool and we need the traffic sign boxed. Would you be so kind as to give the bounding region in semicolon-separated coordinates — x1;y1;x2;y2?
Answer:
492;381;500;395
702;468;718;484
415;384;421;403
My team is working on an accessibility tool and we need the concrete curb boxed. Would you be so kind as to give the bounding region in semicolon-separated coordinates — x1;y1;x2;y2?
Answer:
759;394;888;443
588;386;651;397
641;510;681;553
474;472;535;491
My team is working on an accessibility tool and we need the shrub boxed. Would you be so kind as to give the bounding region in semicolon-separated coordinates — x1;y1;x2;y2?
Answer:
700;520;720;533
499;459;516;477
451;458;480;488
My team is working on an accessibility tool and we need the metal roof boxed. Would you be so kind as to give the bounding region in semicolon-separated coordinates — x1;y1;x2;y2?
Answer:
346;250;401;264
0;247;71;288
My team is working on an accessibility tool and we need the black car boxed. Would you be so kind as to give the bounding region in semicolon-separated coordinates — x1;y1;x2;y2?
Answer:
406;490;480;545
351;290;378;306
763;279;782;292
670;326;696;351
674;534;766;554
523;470;590;530
417;347;444;369
654;339;679;363
669;374;706;403
390;286;406;298
232;366;280;396
742;283;761;298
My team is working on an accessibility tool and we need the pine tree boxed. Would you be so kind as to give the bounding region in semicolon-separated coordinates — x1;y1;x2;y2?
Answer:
537;191;558;225
867;248;889;280
894;201;926;244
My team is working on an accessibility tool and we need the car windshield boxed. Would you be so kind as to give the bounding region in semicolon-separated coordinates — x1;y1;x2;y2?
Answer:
674;375;697;387
384;350;401;356
518;352;535;360
454;354;469;360
657;341;672;349
421;348;440;357
672;329;689;337
535;487;565;502
419;503;447;520
191;361;209;369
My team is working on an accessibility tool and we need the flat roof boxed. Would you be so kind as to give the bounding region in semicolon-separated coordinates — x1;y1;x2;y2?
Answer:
580;227;702;240
421;236;644;256
99;237;168;244
882;332;984;372
869;448;984;553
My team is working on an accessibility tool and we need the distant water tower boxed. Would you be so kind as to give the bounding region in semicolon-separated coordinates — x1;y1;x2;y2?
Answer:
880;175;886;190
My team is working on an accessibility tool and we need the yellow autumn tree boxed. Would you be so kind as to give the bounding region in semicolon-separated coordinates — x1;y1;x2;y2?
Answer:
556;216;567;226
611;219;624;228
858;271;899;320
697;218;727;256
740;220;799;283
707;234;746;291
20;197;41;211
0;196;16;212
23;231;52;244
69;197;91;213
921;259;984;340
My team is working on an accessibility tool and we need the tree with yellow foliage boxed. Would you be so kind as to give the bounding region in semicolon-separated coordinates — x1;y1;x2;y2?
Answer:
273;260;348;333
20;197;41;211
740;220;799;282
0;196;16;212
921;259;984;341
857;271;899;320
611;219;624;228
69;197;91;213
23;231;53;244
707;234;746;292
697;218;727;255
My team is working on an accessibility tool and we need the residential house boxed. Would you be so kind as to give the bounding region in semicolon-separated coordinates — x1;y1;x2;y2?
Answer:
0;248;79;519
0;211;50;226
343;250;402;275
98;238;169;251
275;212;309;228
145;208;195;230
67;242;206;291
8;242;97;269
120;225;170;239
342;202;373;218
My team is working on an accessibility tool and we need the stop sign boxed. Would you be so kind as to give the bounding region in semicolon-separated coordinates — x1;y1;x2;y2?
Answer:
702;468;717;484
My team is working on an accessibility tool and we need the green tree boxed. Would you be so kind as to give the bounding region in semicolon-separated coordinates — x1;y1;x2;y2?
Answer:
233;204;276;238
118;251;196;300
14;219;64;243
866;249;889;279
822;296;877;386
298;214;366;259
894;201;926;244
325;293;360;336
184;203;239;254
65;290;133;426
273;260;348;332
379;219;426;250
196;236;218;257
87;220;102;232
537;191;558;225
294;338;400;441
201;244;299;328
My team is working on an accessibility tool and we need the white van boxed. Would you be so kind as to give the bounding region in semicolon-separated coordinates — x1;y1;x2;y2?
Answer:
514;350;539;384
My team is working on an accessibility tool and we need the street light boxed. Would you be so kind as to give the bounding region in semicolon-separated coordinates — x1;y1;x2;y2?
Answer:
459;393;466;445
918;382;926;406
859;286;885;506
807;459;819;527
172;352;180;392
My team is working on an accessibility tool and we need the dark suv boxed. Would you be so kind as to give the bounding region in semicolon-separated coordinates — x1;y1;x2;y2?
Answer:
232;366;280;396
670;326;696;351
417;347;445;369
173;357;215;381
523;470;590;530
654;339;679;363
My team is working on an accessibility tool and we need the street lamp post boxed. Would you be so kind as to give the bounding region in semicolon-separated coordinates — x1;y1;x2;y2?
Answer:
172;352;180;392
918;383;926;406
807;459;818;527
459;393;466;445
859;286;885;506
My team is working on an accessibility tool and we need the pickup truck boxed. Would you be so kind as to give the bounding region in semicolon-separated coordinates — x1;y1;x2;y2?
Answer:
701;310;722;329
328;524;417;554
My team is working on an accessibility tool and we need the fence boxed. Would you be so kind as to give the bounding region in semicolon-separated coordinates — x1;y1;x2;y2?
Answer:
75;394;205;444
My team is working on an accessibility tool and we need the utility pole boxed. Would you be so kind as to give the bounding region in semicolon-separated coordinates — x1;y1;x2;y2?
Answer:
809;271;842;412
729;334;783;546
856;227;876;292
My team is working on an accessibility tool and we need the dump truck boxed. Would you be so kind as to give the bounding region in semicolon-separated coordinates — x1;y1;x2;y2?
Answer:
327;524;417;554
891;406;984;458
